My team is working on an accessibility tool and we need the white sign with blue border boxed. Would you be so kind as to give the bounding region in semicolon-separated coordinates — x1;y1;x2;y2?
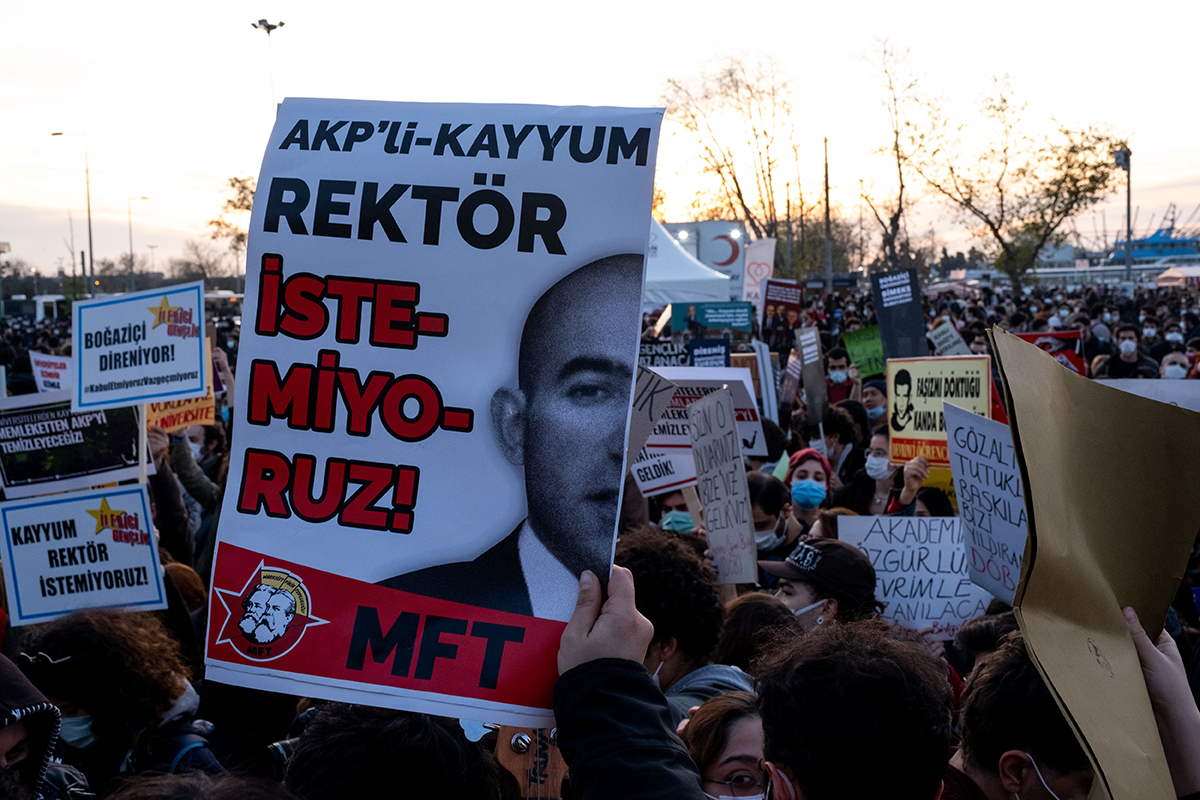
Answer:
0;484;166;625
72;280;208;412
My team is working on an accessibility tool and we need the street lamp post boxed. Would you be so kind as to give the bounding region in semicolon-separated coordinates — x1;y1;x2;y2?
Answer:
50;132;94;281
1114;148;1132;282
251;19;286;110
127;196;148;293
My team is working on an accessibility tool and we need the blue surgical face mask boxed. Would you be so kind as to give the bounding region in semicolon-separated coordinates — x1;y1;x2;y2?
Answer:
59;714;95;749
791;479;826;510
828;369;848;384
866;404;885;419
660;510;695;533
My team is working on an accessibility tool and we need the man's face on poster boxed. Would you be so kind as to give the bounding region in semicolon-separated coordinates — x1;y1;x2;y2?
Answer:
239;586;294;644
495;257;641;579
894;376;913;421
786;309;799;326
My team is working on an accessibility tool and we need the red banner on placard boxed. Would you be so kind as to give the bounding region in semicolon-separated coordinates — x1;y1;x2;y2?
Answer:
1014;331;1085;375
207;543;565;711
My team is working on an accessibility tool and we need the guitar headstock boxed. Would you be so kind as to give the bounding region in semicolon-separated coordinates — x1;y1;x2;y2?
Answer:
494;726;566;800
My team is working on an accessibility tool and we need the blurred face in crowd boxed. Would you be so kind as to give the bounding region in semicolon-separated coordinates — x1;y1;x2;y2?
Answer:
790;459;827;488
861;385;885;412
826;355;848;377
1161;352;1189;379
701;716;764;800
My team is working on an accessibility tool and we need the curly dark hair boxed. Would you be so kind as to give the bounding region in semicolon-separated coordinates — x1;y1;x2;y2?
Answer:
710;592;800;676
614;527;722;666
19;609;190;750
960;631;1089;775
757;621;952;800
283;704;512;800
107;773;298;800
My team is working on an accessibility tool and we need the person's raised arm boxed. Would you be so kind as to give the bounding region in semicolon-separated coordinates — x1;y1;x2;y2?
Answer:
1125;607;1200;798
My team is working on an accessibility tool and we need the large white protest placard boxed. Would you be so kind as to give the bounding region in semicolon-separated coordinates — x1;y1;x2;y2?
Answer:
1103;379;1200;414
838;515;993;640
31;352;73;394
0;390;142;499
0;485;166;625
944;402;1025;604
205;99;661;725
631;366;766;496
687;389;755;584
72;280;207;412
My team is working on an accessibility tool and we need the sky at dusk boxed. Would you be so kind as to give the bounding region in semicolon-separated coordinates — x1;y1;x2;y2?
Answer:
3;0;1198;276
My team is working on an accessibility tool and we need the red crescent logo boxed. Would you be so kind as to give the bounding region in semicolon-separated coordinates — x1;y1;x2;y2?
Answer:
712;235;739;266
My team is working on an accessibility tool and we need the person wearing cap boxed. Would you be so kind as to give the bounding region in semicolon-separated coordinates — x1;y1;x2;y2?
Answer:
861;378;887;423
759;539;882;632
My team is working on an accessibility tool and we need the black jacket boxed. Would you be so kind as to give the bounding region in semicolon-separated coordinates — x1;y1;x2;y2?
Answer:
0;653;61;797
554;659;704;800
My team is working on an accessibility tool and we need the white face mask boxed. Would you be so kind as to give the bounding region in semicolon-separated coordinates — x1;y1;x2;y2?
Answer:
1165;364;1187;380
1118;340;1138;356
705;793;765;800
754;517;787;552
1143;328;1157;339
1166;331;1184;343
792;598;825;618
59;714;96;749
190;442;204;461
865;455;895;481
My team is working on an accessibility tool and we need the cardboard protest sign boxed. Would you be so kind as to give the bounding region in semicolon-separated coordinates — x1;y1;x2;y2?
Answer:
0;391;141;500
145;339;217;433
687;389;755;584
944;402;1024;604
870;269;927;361
1014;330;1085;374
741;237;775;314
688;338;730;367
31;352;73;394
632;366;765;496
842;325;884;378
838;515;992;640
625;367;678;470
926;321;971;356
206;99;662;725
1104;379;1200;413
992;331;1200;800
639;340;688;367
795;326;827;424
0;485;166;625
886;355;991;468
760;279;802;352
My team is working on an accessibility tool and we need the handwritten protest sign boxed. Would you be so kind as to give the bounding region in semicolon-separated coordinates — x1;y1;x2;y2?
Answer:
31;352;73;394
886;355;991;468
944;402;1025;604
0;485;166;625
870;269;927;361
688;389;755;583
927;321;971;356
838;515;993;639
842;325;884;378
625;367;678;470
146;339;217;433
206;100;661;725
631;366;766;497
0;390;141;499
72;280;207;412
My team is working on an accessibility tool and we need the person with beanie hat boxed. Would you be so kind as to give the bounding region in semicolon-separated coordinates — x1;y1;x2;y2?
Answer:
862;379;887;423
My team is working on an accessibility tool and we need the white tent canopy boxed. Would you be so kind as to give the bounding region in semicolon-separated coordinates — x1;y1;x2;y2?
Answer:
642;219;731;309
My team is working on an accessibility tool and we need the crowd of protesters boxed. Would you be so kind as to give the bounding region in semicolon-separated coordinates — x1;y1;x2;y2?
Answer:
0;282;1197;800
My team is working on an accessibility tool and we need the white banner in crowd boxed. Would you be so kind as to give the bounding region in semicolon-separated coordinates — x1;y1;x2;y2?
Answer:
205;99;661;725
71;280;207;412
0;485;166;626
838;515;993;640
31;352;73;394
631;366;767;496
741;237;775;315
1103;379;1200;413
943;402;1026;604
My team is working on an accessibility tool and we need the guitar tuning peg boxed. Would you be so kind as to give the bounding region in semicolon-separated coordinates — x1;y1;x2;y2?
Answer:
510;733;532;754
549;727;558;747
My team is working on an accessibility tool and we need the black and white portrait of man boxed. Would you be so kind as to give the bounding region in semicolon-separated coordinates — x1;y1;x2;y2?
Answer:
238;584;297;644
380;254;643;620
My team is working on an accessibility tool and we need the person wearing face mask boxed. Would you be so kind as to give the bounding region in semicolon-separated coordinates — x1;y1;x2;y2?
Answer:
1068;315;1110;375
784;449;832;539
806;407;863;490
1139;315;1163;353
1094;324;1159;379
615;528;753;727
680;693;766;800
831;429;903;515
18;609;223;793
823;348;861;404
943;632;1094;800
1160;351;1191;380
746;473;807;582
861;379;887;423
758;539;882;633
1151;321;1187;363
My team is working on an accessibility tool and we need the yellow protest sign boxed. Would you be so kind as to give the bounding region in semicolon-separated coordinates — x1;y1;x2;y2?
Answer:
885;355;990;468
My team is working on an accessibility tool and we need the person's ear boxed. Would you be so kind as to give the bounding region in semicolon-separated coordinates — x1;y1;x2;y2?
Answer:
820;598;838;623
997;749;1032;794
764;761;802;800
491;387;527;466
